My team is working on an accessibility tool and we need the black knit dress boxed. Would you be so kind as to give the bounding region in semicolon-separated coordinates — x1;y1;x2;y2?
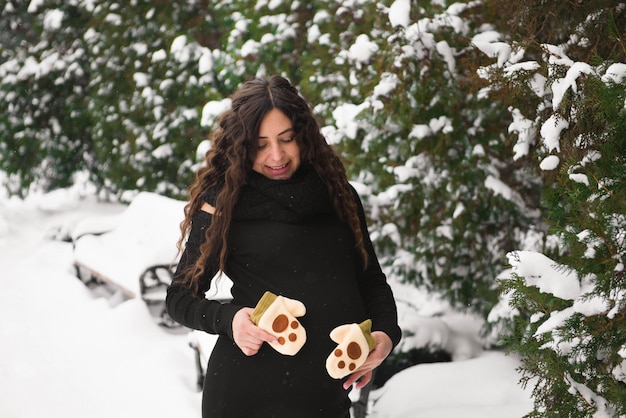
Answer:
166;166;401;418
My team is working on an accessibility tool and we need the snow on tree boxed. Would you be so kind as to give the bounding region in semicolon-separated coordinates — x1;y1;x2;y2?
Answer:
0;0;91;196
311;0;544;317
480;1;626;415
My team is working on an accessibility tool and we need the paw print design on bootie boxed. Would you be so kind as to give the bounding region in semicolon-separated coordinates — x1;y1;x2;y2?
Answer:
250;291;307;356
326;319;376;379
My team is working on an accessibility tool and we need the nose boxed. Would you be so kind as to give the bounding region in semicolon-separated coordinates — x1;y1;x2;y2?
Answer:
268;141;283;161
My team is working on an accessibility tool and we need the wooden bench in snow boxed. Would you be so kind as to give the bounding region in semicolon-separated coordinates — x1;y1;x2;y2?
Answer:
72;191;186;327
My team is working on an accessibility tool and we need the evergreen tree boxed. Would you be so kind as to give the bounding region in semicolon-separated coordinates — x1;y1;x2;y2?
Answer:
0;0;222;199
311;0;544;316
83;0;218;198
481;1;626;415
0;0;92;197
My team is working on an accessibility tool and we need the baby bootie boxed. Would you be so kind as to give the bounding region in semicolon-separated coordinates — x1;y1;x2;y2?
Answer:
326;319;376;379
250;291;307;356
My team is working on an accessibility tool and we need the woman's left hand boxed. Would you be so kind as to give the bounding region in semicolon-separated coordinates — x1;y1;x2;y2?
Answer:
343;331;393;390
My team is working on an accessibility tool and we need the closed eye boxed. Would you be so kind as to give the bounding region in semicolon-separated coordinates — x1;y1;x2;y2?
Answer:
257;129;296;149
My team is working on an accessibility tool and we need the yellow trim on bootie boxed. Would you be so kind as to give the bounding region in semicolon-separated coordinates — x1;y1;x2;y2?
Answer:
250;291;278;325
359;319;376;351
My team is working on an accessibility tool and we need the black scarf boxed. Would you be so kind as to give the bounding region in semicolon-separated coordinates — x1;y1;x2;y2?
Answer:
204;165;334;223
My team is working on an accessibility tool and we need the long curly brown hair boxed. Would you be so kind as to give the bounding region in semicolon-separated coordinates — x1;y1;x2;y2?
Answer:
178;75;367;295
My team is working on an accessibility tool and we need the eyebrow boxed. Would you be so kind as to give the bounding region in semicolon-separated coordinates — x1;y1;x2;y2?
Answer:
258;127;294;139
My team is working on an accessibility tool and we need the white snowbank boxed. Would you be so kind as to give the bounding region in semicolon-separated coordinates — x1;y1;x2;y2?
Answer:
0;186;533;418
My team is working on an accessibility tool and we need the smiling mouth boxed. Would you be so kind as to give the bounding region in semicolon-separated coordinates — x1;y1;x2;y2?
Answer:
268;163;288;170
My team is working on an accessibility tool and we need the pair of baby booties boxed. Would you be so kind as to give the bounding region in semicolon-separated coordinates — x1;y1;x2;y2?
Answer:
250;291;376;379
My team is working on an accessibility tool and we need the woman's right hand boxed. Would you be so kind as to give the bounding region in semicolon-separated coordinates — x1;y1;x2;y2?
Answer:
231;307;278;356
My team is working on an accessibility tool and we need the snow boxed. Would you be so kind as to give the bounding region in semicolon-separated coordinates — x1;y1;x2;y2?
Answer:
508;108;536;160
241;39;261;58
565;374;615;418
409;124;432;140
43;9;64;30
371;352;532;418
0;184;533;418
373;73;399;98
569;172;590;186
200;98;232;128
551;62;594;109
348;34;379;64
388;0;411;28
72;192;185;297
543;44;574;67
472;40;512;68
540;114;569;152
540;155;560;171
484;175;526;211
328;102;368;141
506;251;581;300
602;63;626;84
436;40;456;73
27;0;44;13
151;48;167;63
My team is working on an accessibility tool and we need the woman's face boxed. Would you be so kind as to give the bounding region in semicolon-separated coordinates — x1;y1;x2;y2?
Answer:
252;108;301;180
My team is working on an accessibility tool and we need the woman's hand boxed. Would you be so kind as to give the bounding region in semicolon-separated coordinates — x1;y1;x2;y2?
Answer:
343;331;393;390
231;307;277;356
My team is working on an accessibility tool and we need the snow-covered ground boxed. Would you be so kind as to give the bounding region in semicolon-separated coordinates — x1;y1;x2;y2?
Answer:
0;184;533;418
